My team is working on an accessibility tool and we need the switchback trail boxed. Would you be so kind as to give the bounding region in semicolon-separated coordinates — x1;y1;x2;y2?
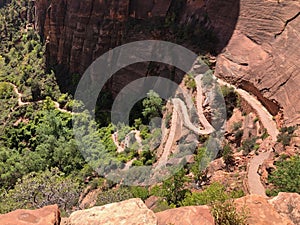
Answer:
155;74;216;167
217;79;279;197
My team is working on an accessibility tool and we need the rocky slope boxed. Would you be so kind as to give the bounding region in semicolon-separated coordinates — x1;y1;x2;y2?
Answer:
1;193;299;225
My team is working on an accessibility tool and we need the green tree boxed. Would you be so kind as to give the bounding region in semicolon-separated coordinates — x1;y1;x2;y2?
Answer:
142;90;163;120
160;168;190;207
277;126;296;146
268;156;300;194
0;168;81;213
181;182;234;206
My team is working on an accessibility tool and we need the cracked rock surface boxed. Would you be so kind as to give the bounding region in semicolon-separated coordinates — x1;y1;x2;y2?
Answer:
215;0;300;125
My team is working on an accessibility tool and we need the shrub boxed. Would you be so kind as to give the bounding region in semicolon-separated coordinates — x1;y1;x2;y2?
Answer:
152;169;190;207
140;124;150;139
184;74;196;91
181;182;243;207
165;112;172;129
232;122;242;131
132;159;144;166
211;200;248;225
277;126;296;146
221;85;238;119
268;155;300;194
96;188;134;206
95;186;149;206
242;137;257;155
222;144;235;169
142;90;163;120
261;129;269;140
128;186;149;200
0;168;81;214
0;82;13;99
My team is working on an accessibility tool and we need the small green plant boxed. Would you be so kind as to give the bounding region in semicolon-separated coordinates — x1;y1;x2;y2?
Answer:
268;155;300;194
211;200;248;225
142;90;164;120
242;137;257;155
277;126;296;146
232;122;242;131
222;144;235;169
95;188;134;206
261;129;269;140
165;112;172;129
181;182;244;207
184;74;196;91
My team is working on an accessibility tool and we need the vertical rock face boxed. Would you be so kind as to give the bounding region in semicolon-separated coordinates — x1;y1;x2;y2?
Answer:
34;0;300;125
34;0;239;93
215;0;300;125
36;0;169;75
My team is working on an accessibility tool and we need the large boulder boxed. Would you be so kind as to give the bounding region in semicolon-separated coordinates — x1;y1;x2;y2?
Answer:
269;192;300;225
0;205;60;225
67;198;157;225
155;205;214;225
234;195;294;225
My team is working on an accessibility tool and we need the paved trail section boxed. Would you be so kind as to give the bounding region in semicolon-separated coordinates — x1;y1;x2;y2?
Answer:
217;79;279;141
248;151;271;197
155;74;216;167
217;79;279;197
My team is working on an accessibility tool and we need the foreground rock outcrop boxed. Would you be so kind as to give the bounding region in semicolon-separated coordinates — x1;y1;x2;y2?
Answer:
155;205;214;225
269;192;300;225
235;195;295;225
67;198;157;225
0;205;60;225
1;194;300;225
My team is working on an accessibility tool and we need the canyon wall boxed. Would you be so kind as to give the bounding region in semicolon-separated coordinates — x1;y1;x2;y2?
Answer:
34;0;300;125
35;0;238;75
215;0;300;125
34;0;239;93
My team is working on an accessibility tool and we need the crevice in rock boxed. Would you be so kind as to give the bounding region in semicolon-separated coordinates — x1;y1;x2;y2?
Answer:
223;53;249;67
245;34;260;45
278;73;292;89
274;11;300;38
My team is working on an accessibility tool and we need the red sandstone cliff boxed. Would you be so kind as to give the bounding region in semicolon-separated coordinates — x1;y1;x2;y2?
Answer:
34;0;300;126
215;0;300;126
